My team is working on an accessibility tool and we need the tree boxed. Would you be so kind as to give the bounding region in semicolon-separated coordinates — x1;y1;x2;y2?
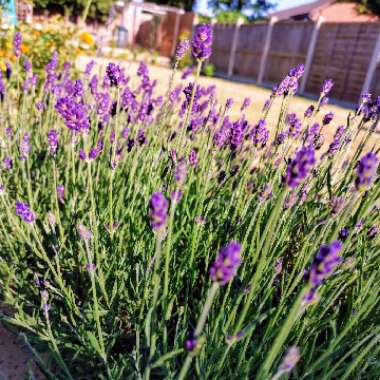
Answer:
344;0;380;16
149;0;196;12
208;0;276;19
32;0;114;21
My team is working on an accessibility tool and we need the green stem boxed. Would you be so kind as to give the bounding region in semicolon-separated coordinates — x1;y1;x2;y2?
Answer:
177;282;219;380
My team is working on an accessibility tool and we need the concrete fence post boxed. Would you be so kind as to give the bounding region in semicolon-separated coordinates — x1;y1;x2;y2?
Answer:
361;28;380;97
257;16;277;84
300;16;324;94
228;18;244;77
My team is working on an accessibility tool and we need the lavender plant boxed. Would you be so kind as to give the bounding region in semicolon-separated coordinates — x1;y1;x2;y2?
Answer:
0;25;380;380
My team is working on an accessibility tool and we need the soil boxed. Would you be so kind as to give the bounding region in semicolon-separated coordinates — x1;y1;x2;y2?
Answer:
0;323;45;380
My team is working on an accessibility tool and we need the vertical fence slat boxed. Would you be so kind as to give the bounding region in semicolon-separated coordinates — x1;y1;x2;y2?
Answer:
361;29;380;97
257;17;277;84
300;17;324;94
228;18;244;77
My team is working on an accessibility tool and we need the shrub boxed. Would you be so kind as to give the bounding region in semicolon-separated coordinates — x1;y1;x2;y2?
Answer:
202;62;215;77
0;25;380;380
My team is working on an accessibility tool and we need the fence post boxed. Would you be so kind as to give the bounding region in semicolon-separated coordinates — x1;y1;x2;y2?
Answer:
257;16;277;84
300;16;324;94
361;28;380;97
171;12;182;57
228;18;243;77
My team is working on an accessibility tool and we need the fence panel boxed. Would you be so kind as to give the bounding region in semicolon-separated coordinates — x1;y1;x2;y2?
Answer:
210;24;234;73
233;23;268;78
264;21;314;84
211;20;380;103
305;23;379;102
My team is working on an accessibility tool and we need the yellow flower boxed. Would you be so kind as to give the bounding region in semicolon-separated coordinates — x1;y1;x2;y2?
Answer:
80;32;95;46
0;61;6;71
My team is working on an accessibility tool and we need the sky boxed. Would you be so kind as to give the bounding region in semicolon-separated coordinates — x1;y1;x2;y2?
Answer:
194;0;315;15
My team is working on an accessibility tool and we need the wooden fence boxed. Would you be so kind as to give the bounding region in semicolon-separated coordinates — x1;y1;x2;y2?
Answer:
210;20;380;104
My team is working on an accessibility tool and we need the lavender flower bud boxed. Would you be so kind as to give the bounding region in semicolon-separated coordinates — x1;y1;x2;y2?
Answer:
284;146;316;189
321;79;334;96
210;241;242;285
308;240;343;287
355;152;379;191
57;184;65;203
322;111;334;125
176;40;190;60
13;32;22;58
15;201;36;223
77;224;93;241
47;129;58;156
278;346;300;373
149;192;169;232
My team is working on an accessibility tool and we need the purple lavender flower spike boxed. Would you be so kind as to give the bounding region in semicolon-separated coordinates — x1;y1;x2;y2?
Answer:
250;119;269;148
57;184;65;203
192;24;213;61
286;113;302;138
304;105;314;118
368;225;379;239
84;60;95;76
16;201;36;223
105;63;125;87
175;158;188;184
149;192;169;232
13;32;22;57
278;346;300;373
176;40;190;60
55;97;90;133
210;241;242;285
20;133;31;160
309;240;343;287
241;97;251;111
189;149;198;167
355;152;379;191
284;146;316;189
3;156;13;170
24;60;32;72
185;332;198;352
181;66;194;80
321;79;334;96
47;129;58;156
225;98;233;110
77;224;93;241
322;112;334;125
5;63;12;80
171;189;183;203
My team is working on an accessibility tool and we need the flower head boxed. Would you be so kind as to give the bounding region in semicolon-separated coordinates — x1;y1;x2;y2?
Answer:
355;152;379;191
284;146;316;189
105;63;125;87
308;240;343;287
16;201;35;223
77;224;93;241
210;241;242;285
149;192;169;232
278;346;300;373
13;32;22;57
47;129;58;156
192;24;213;60
176;40;190;60
322;79;334;96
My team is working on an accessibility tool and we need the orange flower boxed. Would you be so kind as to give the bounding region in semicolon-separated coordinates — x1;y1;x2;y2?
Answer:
21;44;29;53
80;32;95;46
